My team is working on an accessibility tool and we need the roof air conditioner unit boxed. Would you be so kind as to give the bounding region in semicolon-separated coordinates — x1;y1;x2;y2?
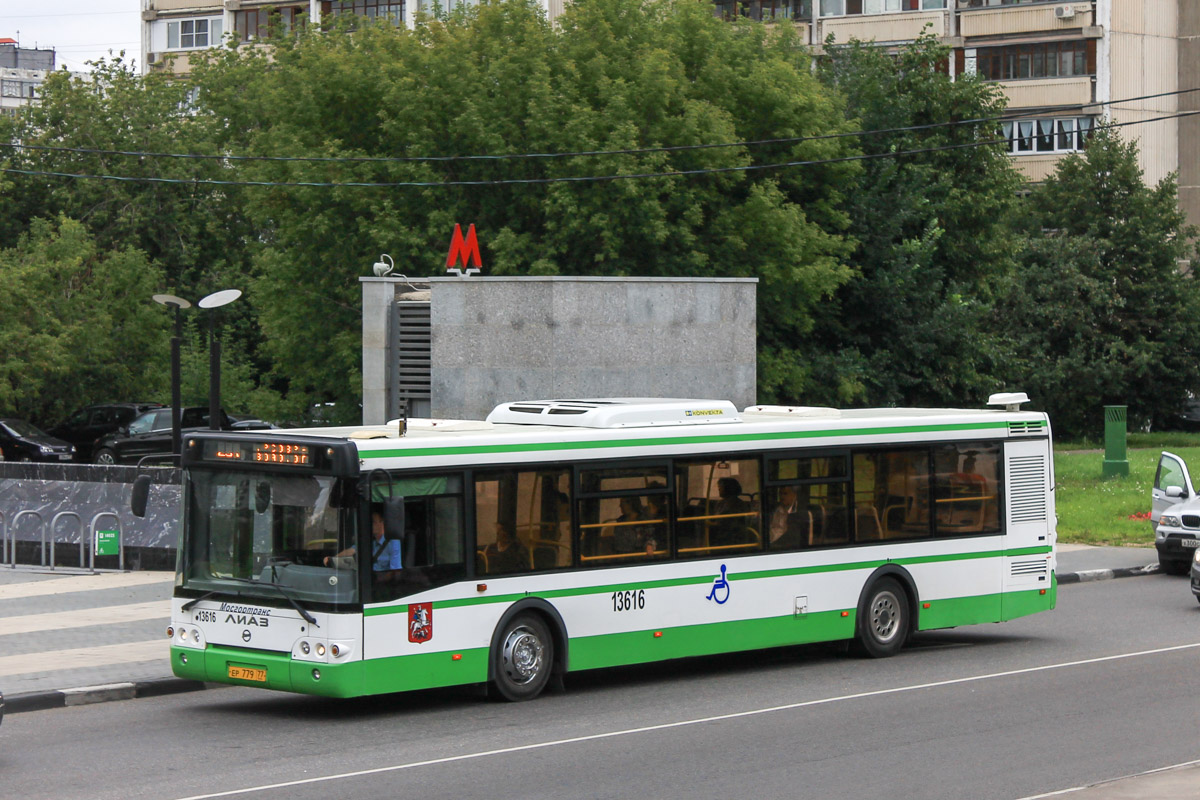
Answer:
1054;5;1075;19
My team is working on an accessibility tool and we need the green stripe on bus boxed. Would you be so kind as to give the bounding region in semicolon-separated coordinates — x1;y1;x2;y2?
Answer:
359;420;1028;460
181;583;1056;698
362;545;1053;616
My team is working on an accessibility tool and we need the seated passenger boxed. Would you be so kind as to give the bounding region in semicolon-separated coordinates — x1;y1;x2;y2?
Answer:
713;478;752;544
769;486;808;549
613;497;657;555
483;522;527;573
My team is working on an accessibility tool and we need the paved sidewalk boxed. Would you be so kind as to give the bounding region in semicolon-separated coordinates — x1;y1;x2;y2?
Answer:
0;544;1163;714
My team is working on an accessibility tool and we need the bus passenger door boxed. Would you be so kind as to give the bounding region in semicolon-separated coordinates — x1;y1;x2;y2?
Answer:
1001;439;1054;619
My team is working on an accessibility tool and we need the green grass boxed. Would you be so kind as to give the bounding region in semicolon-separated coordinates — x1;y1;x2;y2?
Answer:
1054;436;1200;546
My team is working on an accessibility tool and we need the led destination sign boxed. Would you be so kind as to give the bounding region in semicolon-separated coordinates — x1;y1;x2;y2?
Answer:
204;440;315;468
253;442;311;465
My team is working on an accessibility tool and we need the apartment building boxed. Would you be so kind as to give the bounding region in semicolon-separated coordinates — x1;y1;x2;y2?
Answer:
139;1;1200;220
0;39;56;116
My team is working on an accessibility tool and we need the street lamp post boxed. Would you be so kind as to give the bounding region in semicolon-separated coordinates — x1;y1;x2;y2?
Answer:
197;289;242;432
153;288;242;451
151;294;191;457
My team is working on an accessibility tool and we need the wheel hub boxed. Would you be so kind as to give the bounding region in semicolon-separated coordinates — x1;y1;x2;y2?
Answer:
502;627;544;685
871;591;900;643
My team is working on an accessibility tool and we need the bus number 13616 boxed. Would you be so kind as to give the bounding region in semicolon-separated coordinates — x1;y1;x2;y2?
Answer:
612;590;645;612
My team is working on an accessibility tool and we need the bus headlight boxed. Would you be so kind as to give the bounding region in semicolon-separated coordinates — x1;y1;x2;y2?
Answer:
316;643;326;657
300;641;310;655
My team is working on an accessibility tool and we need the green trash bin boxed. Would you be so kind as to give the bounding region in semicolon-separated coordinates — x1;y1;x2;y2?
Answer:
1102;405;1130;478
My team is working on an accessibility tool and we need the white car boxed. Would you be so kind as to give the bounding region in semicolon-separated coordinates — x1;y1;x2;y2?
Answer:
1151;451;1200;575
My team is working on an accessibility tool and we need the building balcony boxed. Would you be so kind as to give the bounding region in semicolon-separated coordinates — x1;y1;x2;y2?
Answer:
821;9;948;44
1010;152;1067;183
996;75;1091;109
147;0;221;11
959;2;1094;39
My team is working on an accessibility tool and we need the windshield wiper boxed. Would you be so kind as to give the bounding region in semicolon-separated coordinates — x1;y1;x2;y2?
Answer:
222;575;319;628
182;590;234;612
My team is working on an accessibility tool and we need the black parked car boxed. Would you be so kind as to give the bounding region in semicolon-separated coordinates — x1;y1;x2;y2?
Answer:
0;418;76;462
93;407;233;465
48;402;163;462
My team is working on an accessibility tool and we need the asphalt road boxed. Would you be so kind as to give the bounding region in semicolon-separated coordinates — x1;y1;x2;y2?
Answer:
3;574;1199;800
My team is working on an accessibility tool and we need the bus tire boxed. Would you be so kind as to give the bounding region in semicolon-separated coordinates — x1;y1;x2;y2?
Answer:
853;577;909;659
491;613;554;702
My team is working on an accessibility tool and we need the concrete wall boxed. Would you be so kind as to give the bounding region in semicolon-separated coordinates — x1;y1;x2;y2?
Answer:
362;276;758;424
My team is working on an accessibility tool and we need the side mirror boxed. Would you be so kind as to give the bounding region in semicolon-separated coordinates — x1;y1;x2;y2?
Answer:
1166;485;1186;499
131;475;152;518
383;497;406;540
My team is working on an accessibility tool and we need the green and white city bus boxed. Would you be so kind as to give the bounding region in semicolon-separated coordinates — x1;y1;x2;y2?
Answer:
160;393;1056;701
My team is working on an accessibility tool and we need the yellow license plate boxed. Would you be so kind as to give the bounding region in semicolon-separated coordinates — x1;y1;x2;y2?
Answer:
228;665;267;682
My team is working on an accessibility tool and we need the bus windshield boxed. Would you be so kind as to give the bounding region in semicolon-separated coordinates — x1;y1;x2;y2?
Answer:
180;469;359;606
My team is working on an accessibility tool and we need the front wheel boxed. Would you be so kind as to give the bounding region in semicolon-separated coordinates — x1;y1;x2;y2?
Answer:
1158;557;1191;576
94;448;117;466
853;578;909;659
491;613;553;702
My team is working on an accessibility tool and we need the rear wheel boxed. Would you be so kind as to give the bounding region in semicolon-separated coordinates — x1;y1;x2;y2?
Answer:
854;578;909;658
94;448;117;466
491;613;553;702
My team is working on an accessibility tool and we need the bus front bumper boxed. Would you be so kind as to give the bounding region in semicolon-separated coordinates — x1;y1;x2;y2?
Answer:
171;644;365;698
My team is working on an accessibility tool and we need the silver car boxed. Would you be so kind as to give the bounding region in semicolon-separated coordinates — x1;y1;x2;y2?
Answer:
1151;451;1200;575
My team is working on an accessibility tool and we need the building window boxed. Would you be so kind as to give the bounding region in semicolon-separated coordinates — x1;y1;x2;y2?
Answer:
234;7;307;42
1001;116;1093;154
819;0;944;15
715;0;812;21
974;40;1091;81
963;0;1054;6
166;18;222;50
323;1;404;25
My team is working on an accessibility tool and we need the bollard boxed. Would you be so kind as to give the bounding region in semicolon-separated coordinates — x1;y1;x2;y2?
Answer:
1102;405;1131;478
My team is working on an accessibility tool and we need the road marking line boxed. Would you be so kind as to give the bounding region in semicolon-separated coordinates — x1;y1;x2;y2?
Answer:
171;640;1200;800
0;572;174;600
1013;757;1200;798
0;601;170;636
0;639;167;677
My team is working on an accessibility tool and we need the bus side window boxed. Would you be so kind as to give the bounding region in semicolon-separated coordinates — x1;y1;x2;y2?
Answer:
475;468;573;574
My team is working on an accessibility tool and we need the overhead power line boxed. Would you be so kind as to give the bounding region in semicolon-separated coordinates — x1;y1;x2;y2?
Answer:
1;87;1196;166
2;110;1196;190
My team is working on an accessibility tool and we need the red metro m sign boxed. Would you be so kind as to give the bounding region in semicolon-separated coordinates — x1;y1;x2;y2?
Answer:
446;223;482;276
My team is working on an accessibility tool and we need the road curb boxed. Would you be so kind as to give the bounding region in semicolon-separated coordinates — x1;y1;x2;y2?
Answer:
5;678;211;715
1057;563;1160;584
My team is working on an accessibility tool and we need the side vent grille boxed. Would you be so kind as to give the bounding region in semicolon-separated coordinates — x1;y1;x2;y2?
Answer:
1010;559;1048;580
1008;421;1043;436
1009;455;1047;523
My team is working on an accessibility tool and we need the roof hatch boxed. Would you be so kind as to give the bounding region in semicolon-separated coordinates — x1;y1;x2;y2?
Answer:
485;398;741;428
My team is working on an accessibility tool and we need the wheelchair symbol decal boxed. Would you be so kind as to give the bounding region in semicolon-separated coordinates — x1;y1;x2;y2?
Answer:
705;564;730;605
